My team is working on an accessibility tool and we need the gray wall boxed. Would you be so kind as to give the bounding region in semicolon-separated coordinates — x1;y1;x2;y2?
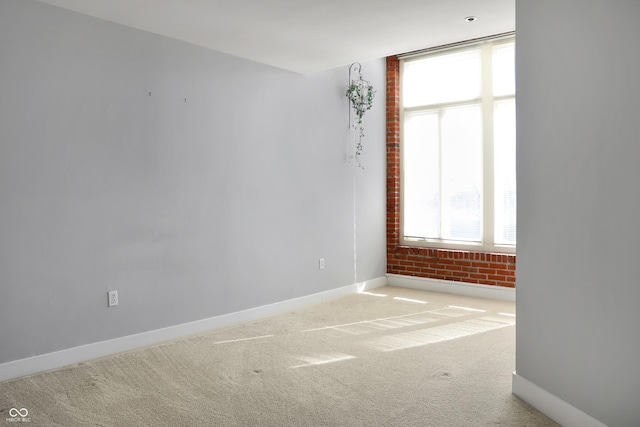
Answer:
516;1;640;426
0;0;386;365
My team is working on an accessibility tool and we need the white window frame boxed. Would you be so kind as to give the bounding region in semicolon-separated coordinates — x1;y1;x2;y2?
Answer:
400;35;516;254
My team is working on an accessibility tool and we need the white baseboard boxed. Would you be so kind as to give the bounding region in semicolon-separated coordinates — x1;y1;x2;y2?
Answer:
0;276;387;383
386;274;515;302
512;372;608;427
356;276;387;293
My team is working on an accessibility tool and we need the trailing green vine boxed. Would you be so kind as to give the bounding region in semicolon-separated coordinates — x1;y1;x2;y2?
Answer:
346;72;375;169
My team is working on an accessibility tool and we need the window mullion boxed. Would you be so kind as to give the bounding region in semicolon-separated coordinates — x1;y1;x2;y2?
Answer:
438;108;444;240
481;43;495;249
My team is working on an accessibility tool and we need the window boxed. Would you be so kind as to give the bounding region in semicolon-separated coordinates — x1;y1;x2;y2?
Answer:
401;37;515;252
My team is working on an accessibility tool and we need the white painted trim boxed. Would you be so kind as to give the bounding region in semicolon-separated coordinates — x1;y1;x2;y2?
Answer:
512;372;608;427
386;274;515;302
0;277;387;383
355;276;387;293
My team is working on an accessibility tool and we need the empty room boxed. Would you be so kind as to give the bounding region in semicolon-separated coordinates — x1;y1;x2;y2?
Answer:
1;1;638;426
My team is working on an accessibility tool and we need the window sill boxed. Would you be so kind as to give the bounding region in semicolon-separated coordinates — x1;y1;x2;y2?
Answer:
400;237;516;255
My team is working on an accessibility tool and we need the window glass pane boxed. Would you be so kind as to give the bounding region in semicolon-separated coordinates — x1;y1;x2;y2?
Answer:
441;104;482;242
403;49;481;108
401;37;515;250
404;111;440;238
493;42;515;96
494;99;516;244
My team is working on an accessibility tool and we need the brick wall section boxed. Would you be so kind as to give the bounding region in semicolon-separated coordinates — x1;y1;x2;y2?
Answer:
387;247;516;288
385;55;516;288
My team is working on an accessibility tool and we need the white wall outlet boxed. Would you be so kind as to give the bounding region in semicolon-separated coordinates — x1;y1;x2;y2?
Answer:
319;258;325;270
108;290;118;307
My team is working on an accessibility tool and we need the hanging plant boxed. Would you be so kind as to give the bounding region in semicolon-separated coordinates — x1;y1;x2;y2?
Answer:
346;63;375;169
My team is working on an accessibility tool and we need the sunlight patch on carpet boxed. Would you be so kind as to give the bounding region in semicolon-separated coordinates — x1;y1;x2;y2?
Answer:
393;297;428;304
290;353;356;369
213;335;274;345
449;305;486;313
364;318;513;352
478;315;515;325
302;311;440;335
429;307;477;317
359;291;388;297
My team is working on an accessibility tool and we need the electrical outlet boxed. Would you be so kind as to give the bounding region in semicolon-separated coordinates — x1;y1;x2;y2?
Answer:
319;258;325;270
108;290;118;307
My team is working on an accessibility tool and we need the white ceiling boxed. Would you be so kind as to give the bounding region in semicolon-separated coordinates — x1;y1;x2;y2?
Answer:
36;0;515;74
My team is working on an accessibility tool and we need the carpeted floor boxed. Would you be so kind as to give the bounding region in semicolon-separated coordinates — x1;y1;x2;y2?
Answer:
0;286;559;426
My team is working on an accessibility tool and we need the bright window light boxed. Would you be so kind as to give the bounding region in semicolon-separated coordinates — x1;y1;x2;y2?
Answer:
401;38;516;252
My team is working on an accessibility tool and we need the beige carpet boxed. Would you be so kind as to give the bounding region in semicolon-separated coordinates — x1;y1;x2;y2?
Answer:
0;286;558;426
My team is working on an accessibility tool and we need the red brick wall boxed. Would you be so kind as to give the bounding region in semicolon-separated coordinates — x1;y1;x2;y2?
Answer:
385;55;516;288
